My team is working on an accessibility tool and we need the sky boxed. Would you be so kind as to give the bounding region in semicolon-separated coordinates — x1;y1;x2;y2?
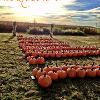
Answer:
0;0;100;27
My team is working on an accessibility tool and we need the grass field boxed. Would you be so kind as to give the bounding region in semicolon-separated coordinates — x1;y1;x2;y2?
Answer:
97;28;100;34
0;33;100;100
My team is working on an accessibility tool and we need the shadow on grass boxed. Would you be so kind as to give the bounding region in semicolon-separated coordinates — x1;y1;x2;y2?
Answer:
34;79;73;100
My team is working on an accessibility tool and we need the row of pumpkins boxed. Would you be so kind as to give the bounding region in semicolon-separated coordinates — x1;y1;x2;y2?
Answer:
18;35;98;51
17;35;100;60
25;50;100;59
32;64;100;88
18;35;70;47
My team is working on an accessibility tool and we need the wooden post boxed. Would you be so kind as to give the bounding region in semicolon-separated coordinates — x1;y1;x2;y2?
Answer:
50;24;54;38
12;21;17;36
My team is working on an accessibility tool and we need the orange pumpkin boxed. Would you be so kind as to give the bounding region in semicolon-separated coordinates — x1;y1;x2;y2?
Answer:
37;57;45;64
52;63;61;72
56;51;62;58
43;65;53;74
67;68;76;78
86;68;96;77
31;52;37;58
76;68;86;78
38;74;52;88
72;52;77;57
50;51;55;58
36;68;45;79
61;65;69;71
38;51;44;57
43;51;49;58
52;67;61;72
95;68;100;77
83;65;92;69
62;52;66;58
57;70;67;79
47;71;58;80
29;58;37;65
27;56;31;61
71;65;80;70
25;50;32;57
32;67;38;77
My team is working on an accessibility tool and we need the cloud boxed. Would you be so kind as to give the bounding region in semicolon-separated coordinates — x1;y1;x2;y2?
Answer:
61;0;100;26
65;0;100;11
0;6;15;16
0;6;12;9
0;13;14;16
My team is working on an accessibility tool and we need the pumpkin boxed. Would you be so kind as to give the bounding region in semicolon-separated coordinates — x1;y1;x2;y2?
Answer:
57;70;67;79
43;51;49;58
36;68;45;79
31;52;37;58
25;50;32;57
76;68;86;78
83;65;92;69
68;52;73;57
61;65;69;71
38;51;44;57
56;51;62;58
43;65;53;74
50;51;55;58
86;68;96;77
38;74;52;88
67;68;76;78
61;63;69;71
71;65;80;70
32;67;38;77
72;52;77;57
47;71;58;80
52;63;61;72
27;56;31;61
37;57;45;64
29;58;37;65
62;52;66;58
95;68;100;77
52;67;61;72
94;50;99;56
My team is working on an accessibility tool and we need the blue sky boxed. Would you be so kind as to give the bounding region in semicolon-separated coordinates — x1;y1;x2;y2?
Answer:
0;0;100;27
66;0;100;11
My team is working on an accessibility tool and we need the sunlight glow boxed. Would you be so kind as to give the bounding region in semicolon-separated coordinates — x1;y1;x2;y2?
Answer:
0;0;76;16
0;0;76;23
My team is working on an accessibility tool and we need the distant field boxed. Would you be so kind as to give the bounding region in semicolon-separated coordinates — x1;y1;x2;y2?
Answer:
0;21;99;35
97;28;100;34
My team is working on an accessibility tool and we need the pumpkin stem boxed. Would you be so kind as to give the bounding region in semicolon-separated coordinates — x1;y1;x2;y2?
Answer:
56;61;58;67
40;68;43;72
44;73;46;76
83;64;86;66
64;62;68;66
47;65;48;67
52;70;55;73
91;68;94;71
81;68;84;70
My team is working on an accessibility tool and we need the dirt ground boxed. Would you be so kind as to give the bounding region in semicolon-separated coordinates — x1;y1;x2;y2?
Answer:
0;33;100;100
